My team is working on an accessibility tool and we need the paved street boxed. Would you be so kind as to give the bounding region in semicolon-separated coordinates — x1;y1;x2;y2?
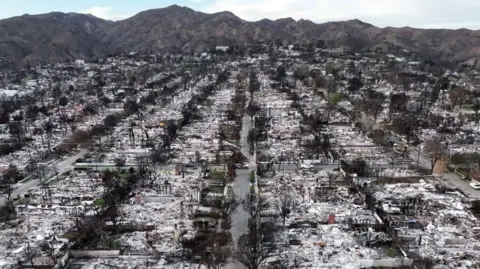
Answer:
0;134;114;206
0;148;89;206
240;115;253;166
228;169;250;269
227;114;255;269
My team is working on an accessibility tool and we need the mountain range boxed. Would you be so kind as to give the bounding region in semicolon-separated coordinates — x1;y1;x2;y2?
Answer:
0;4;479;65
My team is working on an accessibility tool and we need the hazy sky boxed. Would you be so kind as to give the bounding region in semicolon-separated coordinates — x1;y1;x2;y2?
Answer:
1;0;480;29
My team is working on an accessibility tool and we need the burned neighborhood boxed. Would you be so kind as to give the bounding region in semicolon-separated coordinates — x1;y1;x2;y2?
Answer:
1;6;480;269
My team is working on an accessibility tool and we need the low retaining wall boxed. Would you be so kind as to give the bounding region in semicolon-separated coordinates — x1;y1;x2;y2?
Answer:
69;250;120;258
52;251;69;269
360;258;413;267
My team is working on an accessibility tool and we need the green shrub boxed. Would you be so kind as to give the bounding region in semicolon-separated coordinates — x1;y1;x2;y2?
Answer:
386;247;399;257
93;198;105;207
249;170;255;183
210;170;225;180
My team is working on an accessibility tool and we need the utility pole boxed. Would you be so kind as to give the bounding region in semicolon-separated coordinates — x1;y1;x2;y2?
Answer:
416;129;422;168
416;147;421;168
222;139;226;174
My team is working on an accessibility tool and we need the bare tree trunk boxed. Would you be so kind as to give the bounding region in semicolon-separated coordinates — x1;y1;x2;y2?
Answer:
47;133;51;153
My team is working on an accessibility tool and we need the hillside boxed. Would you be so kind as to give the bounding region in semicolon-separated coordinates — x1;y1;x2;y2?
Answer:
0;12;110;65
0;5;479;65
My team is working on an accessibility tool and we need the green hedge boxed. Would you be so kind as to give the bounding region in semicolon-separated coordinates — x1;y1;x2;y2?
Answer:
210;170;225;180
93;198;105;207
249;170;255;183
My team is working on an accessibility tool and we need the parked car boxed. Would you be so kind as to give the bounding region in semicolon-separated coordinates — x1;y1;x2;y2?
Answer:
470;181;480;190
236;163;250;169
300;163;313;169
183;163;196;168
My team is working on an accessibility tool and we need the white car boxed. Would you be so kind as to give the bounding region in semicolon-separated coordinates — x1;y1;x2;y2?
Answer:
300;163;313;169
236;163;250;169
470;182;480;190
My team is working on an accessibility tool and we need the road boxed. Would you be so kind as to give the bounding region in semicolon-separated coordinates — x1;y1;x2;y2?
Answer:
276;162;411;172
227;114;256;269
239;115;253;165
1;119;210;207
0;148;89;206
0;133;113;206
405;145;480;198
358;114;480;199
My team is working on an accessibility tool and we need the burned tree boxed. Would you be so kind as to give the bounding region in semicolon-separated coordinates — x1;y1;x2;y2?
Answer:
204;232;233;269
0;177;15;222
306;109;331;159
449;86;467;109
423;139;446;173
234;221;276;269
150;147;168;171
270;255;307;269
8;121;23;145
235;192;277;269
311;133;331;159
243;193;268;220
388;93;409;122
362;90;385;120
105;203;123;230
390;113;420;144
101;169;118;193
248;71;260;95
216;194;239;221
277;184;294;228
44;120;54;153
472;98;480;123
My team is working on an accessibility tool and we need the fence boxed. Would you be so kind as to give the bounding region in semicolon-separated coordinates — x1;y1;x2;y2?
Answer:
360;258;413;267
69;250;120;258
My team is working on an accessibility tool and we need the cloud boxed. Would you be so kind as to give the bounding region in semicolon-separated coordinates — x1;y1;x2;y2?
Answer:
81;6;130;21
201;0;480;29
